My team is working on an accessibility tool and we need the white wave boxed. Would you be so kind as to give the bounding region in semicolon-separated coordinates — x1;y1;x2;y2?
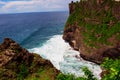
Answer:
29;35;68;69
29;35;102;79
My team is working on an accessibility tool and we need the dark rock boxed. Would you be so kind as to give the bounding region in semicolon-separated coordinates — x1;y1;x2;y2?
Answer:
100;69;109;78
69;1;76;14
0;38;15;50
103;48;120;59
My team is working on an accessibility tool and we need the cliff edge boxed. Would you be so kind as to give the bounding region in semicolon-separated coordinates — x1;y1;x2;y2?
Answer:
63;0;120;64
0;38;59;80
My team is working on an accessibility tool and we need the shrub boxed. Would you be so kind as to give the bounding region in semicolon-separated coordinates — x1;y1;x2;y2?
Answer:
101;58;120;80
56;67;97;80
17;63;29;80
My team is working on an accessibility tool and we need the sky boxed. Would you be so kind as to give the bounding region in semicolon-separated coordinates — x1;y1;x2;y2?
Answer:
0;0;79;14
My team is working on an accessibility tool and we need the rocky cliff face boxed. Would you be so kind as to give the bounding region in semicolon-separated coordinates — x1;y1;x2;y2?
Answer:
0;38;59;80
63;0;120;64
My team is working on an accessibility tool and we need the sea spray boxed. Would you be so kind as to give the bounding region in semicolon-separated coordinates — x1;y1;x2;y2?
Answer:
29;35;68;69
29;35;102;79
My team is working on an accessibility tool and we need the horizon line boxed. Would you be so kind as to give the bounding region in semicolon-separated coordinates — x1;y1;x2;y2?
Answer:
0;10;69;15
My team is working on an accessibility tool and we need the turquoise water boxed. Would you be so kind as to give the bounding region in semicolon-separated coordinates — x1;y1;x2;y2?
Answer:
0;12;101;79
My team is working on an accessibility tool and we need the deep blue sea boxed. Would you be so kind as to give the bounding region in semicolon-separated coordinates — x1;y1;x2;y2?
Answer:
0;12;101;79
0;12;68;49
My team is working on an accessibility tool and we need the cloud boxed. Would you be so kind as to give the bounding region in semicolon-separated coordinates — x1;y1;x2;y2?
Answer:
0;0;79;13
0;1;6;4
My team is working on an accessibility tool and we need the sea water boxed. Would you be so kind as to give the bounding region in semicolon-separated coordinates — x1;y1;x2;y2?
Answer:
0;12;102;79
29;35;102;79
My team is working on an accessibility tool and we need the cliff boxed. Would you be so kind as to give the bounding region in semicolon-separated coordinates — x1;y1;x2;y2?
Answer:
63;0;120;64
0;38;59;80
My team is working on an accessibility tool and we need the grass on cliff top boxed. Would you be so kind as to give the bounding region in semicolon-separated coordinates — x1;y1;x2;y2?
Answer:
66;0;120;48
25;67;56;80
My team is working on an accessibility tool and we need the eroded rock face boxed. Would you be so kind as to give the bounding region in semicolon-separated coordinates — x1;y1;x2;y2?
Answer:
0;38;59;80
63;23;120;64
63;0;120;64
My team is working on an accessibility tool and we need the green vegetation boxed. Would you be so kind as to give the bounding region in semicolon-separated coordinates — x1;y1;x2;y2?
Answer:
66;0;120;48
83;22;120;47
17;63;29;80
0;37;59;80
56;58;120;80
56;67;97;80
0;53;58;80
101;58;120;80
25;67;57;80
24;54;58;80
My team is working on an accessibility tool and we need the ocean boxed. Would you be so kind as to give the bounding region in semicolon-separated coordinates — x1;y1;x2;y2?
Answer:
0;12;101;79
0;12;67;48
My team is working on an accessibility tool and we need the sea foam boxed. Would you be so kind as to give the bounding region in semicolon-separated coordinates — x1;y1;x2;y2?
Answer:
29;35;102;79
